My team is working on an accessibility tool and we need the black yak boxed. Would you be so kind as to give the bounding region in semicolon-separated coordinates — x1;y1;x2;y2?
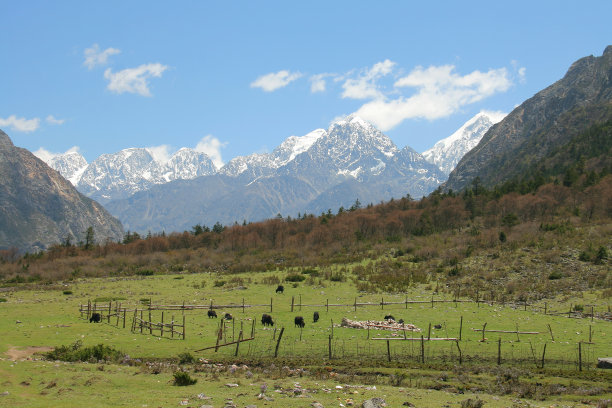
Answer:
276;285;284;294
207;310;217;318
261;313;274;327
224;313;233;320
89;312;101;323
434;324;442;329
294;316;305;328
384;315;395;321
313;311;319;323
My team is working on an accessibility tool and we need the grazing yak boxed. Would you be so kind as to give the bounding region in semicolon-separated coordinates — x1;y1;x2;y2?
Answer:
276;285;284;294
294;316;305;328
224;313;233;320
313;311;319;323
398;319;404;324
89;313;101;323
261;313;274;327
207;310;217;318
384;315;395;321
434;324;442;329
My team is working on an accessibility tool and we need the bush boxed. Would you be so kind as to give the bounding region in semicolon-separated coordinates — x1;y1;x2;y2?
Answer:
573;304;584;312
173;371;197;386
178;352;195;364
285;273;305;282
62;290;73;295
548;271;563;280
0;298;7;303
213;280;226;287
460;398;485;408
45;341;123;363
302;268;319;276
329;273;344;282
136;269;154;276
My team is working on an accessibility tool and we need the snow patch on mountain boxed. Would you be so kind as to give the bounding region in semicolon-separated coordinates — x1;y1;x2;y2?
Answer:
422;111;506;175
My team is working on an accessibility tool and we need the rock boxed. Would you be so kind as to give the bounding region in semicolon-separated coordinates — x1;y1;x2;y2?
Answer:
225;383;239;387
362;397;386;408
311;403;325;408
199;405;214;408
245;405;257;408
597;357;612;369
402;402;415;407
1;391;9;396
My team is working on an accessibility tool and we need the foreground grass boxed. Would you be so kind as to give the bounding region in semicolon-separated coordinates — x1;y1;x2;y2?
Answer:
1;272;611;407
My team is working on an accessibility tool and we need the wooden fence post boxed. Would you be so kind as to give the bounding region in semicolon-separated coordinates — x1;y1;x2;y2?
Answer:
242;298;245;313
459;316;463;341
497;338;501;365
354;297;357;312
140;310;143;333
291;296;294;312
544;302;547;315
161;312;164;337
149;310;152;334
481;322;487;342
108;301;112;323
235;330;243;356
547;324;554;341
431;295;434;308
455;340;462;365
331;319;334;339
215;320;222;352
420;335;425;363
405;295;408;309
381;297;384;310
329;335;332;359
589;325;592;343
299;294;302;311
541;343;547;369
591;306;594;323
428;323;431;341
251;318;255;338
326;299;329;312
270;297;273;313
274;327;284;357
578;342;582;371
172;315;175;338
123;307;126;329
387;340;391;362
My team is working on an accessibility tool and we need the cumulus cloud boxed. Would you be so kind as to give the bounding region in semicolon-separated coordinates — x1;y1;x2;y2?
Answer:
83;44;121;70
354;64;512;131
250;70;302;92
195;135;227;169
341;59;396;99
146;144;173;164
0;115;40;132
46;115;65;125
33;146;81;163
104;63;168;97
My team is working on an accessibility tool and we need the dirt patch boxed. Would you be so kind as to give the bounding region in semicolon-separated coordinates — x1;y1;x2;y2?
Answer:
5;346;53;361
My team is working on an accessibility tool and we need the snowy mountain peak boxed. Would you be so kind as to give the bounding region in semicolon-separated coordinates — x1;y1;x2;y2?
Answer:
422;111;506;176
35;149;88;185
333;114;373;130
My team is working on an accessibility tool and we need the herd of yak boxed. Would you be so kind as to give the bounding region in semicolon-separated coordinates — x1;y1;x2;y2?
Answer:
89;285;439;330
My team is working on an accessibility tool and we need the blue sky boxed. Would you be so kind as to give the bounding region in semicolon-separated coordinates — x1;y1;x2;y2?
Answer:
1;1;611;166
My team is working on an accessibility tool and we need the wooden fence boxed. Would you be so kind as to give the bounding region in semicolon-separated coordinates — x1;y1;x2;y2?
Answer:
131;309;185;340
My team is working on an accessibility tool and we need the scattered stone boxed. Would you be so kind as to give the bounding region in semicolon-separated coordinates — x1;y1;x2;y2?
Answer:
597;357;612;369
402;402;415;407
199;405;214;408
1;391;9;396
245;405;257;408
225;383;239;387
362;397;387;408
311;403;325;408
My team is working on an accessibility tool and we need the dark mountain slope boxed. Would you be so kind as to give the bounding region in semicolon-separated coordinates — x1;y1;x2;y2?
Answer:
0;130;123;251
445;46;612;191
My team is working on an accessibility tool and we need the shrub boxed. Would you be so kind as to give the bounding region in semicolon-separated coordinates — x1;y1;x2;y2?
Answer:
329;273;344;282
62;290;73;295
285;273;306;282
302;268;319;276
548;271;563;280
136;269;154;276
178;352;195;364
573;304;584;312
460;398;485;408
213;280;226;287
173;371;197;386
45;341;123;363
0;298;7;303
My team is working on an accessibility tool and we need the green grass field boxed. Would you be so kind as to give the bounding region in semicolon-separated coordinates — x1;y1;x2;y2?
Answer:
1;270;611;407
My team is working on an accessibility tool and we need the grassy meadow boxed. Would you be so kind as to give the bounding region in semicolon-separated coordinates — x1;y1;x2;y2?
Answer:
1;269;611;407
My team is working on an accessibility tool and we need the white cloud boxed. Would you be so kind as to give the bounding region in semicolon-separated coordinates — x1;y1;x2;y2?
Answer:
518;67;527;83
104;63;168;97
194;135;227;169
310;74;329;93
341;59;396;99
354;64;512;131
83;44;121;70
146;144;173;164
33;146;81;163
46;115;65;125
0;115;40;132
250;70;302;92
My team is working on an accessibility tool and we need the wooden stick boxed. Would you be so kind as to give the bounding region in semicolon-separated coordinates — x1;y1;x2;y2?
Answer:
481;322;487;342
420;335;425;363
459;316;463;341
195;337;254;351
234;330;243;356
387;340;391;362
578;342;582;371
472;329;539;334
541;343;547;369
274;327;284;357
455;340;462;364
547;324;554;341
328;335;332;359
497;338;501;365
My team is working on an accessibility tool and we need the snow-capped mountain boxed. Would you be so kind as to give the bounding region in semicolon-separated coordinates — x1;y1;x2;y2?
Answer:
40;147;217;203
220;128;326;180
34;149;88;185
422;111;506;176
105;115;446;232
